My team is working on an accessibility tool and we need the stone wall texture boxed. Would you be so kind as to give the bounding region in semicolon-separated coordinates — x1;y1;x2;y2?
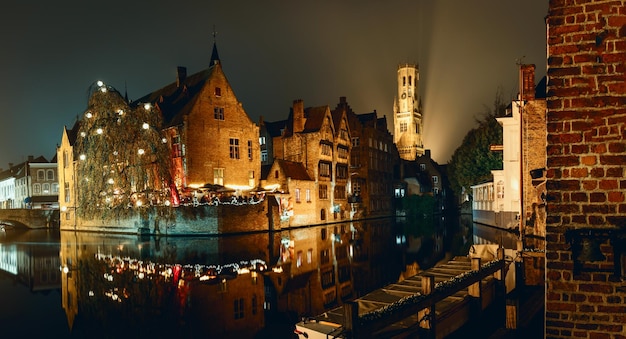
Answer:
546;0;626;337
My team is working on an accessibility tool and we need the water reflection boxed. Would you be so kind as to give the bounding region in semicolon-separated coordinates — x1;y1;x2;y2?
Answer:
0;215;478;338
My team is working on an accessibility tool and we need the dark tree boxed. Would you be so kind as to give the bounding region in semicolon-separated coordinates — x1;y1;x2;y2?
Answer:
447;89;507;196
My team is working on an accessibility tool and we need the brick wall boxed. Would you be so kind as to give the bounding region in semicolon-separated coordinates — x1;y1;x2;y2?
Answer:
546;0;626;337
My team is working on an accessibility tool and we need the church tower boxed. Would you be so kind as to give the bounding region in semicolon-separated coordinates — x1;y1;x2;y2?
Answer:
393;63;424;160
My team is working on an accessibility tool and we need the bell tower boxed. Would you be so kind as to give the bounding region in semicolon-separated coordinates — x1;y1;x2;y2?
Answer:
393;63;424;160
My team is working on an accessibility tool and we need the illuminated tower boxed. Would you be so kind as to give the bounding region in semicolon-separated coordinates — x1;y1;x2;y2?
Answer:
393;63;424;160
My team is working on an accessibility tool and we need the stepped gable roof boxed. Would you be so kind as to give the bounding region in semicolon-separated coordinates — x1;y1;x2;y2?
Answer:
276;159;312;181
135;67;215;127
302;106;328;133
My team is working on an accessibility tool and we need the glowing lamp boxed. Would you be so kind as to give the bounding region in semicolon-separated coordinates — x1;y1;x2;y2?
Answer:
96;80;104;87
138;149;145;155
142;123;149;130
144;103;151;110
85;112;93;118
80;132;86;137
79;154;86;161
107;178;114;184
162;138;167;143
96;128;103;134
100;87;107;93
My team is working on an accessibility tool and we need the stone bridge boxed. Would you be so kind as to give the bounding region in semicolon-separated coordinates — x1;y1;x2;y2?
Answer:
0;209;60;229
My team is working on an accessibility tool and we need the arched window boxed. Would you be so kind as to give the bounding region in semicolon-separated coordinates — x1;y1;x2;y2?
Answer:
320;209;326;221
37;170;45;180
47;170;54;180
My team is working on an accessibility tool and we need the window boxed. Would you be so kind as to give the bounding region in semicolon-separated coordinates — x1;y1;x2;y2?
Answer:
274;170;279;179
47;170;54;180
321;249;330;265
336;165;347;179
43;183;50;194
321;228;327;240
33;184;41;194
295;188;301;203
321;143;332;156
320;208;326;220
400;122;408;132
321;269;334;288
214;107;224;120
247;140;253;160
307;249;312;264
63;151;68;168
319;184;328;199
306;189;311;202
432;176;439;184
351;152;360;168
234;298;244;319
252;295;258;315
261;150;268;162
420;163;426;171
319;162;331;178
214;168;224;186
52;183;59;193
351;137;359;147
64;183;70;203
229;138;240;159
297;251;302;267
340;129;348;140
352;181;361;195
37;170;45;180
215;87;221;96
259;136;266;146
338;146;348;159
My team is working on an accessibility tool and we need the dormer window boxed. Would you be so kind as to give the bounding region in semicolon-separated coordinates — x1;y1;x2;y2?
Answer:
215;87;221;97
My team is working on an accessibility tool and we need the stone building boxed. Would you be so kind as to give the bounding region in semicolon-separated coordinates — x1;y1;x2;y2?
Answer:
546;1;626;337
270;99;352;225
136;42;260;193
333;97;398;218
393;63;425;161
0;155;59;210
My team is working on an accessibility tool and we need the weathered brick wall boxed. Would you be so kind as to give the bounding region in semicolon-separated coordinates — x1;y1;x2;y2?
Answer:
546;0;626;337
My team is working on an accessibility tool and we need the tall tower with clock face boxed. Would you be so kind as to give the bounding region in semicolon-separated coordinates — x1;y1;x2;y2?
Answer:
393;63;424;161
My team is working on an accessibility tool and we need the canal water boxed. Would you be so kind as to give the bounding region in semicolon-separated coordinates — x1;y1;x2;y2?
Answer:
0;215;517;338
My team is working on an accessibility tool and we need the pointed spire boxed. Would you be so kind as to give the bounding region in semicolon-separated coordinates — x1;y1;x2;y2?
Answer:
210;26;220;66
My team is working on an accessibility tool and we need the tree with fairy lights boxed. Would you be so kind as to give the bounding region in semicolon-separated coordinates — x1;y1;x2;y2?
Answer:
75;81;173;221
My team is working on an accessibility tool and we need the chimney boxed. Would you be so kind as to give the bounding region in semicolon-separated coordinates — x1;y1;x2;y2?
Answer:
520;64;536;101
176;66;187;88
340;96;347;104
293;99;305;133
425;149;431;159
28;155;34;162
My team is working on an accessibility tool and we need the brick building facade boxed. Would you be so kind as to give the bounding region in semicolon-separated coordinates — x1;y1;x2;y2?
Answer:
546;1;626;337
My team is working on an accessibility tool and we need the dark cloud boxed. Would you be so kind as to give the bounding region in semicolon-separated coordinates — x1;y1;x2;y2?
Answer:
0;0;547;166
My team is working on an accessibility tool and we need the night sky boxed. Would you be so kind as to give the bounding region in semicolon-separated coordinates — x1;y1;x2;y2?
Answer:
0;0;547;167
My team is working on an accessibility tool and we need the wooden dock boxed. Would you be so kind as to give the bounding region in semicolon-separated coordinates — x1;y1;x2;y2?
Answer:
296;247;511;339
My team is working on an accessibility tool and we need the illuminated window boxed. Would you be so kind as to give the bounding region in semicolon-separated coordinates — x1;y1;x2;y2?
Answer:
306;189;311;202
229;138;240;159
338;146;348;159
307;249;312;264
214;168;224;186
295;188;301;203
297;251;302;267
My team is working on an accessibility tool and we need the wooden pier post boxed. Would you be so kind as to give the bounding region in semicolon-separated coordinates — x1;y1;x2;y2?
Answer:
344;300;359;338
469;257;482;299
418;274;436;337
